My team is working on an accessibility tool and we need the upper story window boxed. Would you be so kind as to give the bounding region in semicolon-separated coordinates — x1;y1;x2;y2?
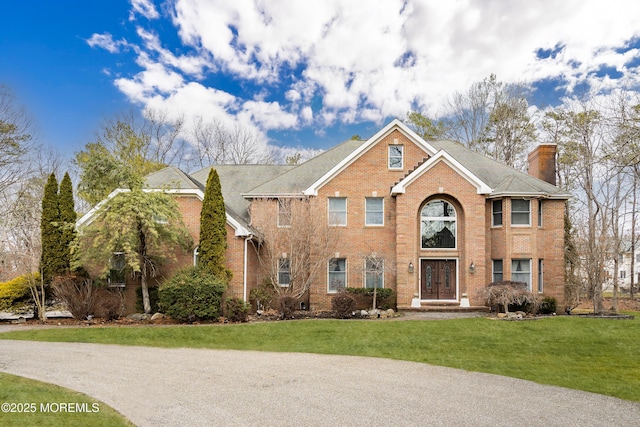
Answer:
328;258;347;293
328;197;347;226
538;200;543;227
511;199;531;226
492;199;503;227
421;200;456;249
365;197;384;226
277;199;292;227
388;145;404;169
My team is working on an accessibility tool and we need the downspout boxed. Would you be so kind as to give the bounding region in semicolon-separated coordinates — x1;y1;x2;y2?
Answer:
243;235;253;302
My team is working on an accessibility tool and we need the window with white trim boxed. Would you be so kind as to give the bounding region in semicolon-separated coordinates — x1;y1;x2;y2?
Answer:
492;199;503;227
538;259;544;293
277;199;292;227
511;199;531;226
421;200;456;249
365;197;384;226
278;258;290;287
492;259;503;283
511;259;531;289
109;252;126;287
388;145;403;169
328;197;347;226
365;258;384;289
328;258;346;293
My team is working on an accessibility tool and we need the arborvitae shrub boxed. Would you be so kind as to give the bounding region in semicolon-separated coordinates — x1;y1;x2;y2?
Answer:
158;267;226;322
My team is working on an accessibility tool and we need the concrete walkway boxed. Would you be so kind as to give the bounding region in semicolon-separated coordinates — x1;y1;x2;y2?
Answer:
1;338;639;426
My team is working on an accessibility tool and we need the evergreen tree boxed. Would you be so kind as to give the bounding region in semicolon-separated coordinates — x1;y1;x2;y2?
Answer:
40;173;63;283
58;172;76;272
198;168;232;281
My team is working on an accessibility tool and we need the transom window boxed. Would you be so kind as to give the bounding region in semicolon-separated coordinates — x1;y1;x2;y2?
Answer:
388;145;404;169
328;258;347;293
365;258;384;289
421;200;456;249
511;199;531;226
365;197;384;226
328;197;347;226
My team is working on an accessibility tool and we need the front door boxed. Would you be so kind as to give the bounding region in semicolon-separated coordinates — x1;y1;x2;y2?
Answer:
420;259;457;300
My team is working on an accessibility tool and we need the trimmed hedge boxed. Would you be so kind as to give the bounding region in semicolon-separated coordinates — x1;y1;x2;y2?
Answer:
344;287;396;310
0;273;38;311
158;267;226;322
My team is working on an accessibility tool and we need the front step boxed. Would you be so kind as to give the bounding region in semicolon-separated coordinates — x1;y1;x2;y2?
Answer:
401;305;490;313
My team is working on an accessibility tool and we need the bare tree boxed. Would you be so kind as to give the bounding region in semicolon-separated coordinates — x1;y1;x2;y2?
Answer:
250;197;342;302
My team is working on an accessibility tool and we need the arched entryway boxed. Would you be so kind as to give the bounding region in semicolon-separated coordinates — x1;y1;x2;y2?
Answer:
418;198;462;301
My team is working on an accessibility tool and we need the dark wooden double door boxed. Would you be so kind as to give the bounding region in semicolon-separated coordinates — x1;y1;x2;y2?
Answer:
420;259;457;300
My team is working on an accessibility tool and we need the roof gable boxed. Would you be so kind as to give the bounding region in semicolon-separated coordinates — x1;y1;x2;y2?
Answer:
391;150;493;195
303;119;437;196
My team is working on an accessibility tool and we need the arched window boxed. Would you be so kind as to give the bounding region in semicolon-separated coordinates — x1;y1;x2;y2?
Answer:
421;200;456;249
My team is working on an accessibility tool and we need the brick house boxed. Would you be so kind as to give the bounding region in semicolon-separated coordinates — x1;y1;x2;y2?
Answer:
78;119;570;313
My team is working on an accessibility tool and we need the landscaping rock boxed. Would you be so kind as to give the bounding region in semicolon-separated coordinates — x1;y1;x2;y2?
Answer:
386;309;395;318
360;310;369;317
150;313;164;321
497;313;507;318
127;313;150;321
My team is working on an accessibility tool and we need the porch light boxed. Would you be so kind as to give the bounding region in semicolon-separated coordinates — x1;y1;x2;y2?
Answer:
469;262;475;274
408;262;414;273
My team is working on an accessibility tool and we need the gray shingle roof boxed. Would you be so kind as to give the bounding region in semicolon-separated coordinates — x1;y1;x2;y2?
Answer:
144;166;202;190
428;140;570;198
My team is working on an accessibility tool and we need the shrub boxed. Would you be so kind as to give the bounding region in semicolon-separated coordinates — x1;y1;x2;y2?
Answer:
249;279;276;311
136;285;159;314
100;295;122;321
537;296;557;314
158;267;226;322
0;273;37;311
479;281;536;313
332;293;356;319
278;296;297;319
50;274;97;320
225;297;249;322
344;287;396;310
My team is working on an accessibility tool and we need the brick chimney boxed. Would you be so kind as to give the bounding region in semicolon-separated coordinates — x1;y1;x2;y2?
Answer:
528;144;557;186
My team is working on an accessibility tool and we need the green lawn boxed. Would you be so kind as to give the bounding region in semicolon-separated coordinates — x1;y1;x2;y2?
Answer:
0;372;133;427
1;315;639;402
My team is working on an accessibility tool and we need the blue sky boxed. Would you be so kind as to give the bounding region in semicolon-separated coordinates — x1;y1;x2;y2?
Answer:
3;0;640;162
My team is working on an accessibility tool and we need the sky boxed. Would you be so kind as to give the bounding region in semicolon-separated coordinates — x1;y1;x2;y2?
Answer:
3;0;640;162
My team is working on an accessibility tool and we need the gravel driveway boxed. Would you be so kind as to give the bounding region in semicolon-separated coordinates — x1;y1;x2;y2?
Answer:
1;337;639;427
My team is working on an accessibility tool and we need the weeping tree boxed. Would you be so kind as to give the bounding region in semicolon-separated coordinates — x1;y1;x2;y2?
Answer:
78;189;193;314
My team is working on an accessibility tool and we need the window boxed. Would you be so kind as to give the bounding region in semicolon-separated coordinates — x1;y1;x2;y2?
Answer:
492;259;503;283
109;252;126;287
511;259;531;289
365;197;384;226
537;200;543;227
620;270;626;279
328;197;347;226
636;253;640;263
277;199;292;227
388;145;403;169
278;258;290;287
492;200;503;227
511;199;531;226
365;258;384;289
421;200;456;249
328;258;346;293
538;259;544;293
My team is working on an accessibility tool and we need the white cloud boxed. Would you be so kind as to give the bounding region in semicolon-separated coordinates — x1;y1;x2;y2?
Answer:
86;33;128;53
129;0;160;20
106;0;640;147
